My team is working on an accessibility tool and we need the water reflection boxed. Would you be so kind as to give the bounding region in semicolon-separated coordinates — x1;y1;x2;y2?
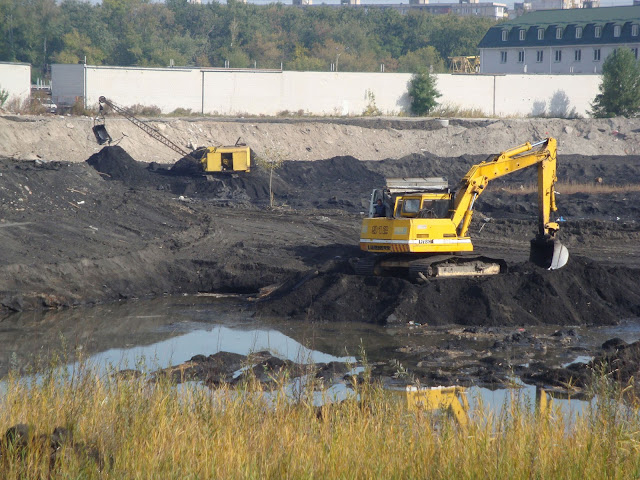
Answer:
0;296;626;421
91;325;355;373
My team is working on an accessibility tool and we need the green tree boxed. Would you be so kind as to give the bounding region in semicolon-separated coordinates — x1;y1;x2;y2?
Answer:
408;70;441;115
592;48;640;118
397;46;444;73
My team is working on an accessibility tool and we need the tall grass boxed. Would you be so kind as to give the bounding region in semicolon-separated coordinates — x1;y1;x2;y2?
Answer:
1;362;640;479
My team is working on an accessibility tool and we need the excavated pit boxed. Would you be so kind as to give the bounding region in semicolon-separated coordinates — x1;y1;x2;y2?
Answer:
1;141;640;392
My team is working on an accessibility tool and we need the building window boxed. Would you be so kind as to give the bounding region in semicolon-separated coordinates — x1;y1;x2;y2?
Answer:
500;51;508;63
536;50;544;62
614;25;621;37
519;29;526;41
502;30;508;41
574;49;581;62
633;24;639;37
518;51;525;63
594;26;602;38
556;27;563;39
593;48;601;61
576;27;583;39
538;28;544;40
633;47;639;59
554;50;562;62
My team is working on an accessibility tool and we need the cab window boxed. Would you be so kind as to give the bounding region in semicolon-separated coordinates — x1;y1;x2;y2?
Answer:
402;199;421;215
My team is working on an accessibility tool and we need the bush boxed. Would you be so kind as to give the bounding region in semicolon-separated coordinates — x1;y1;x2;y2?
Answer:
592;48;640;118
408;71;441;116
127;104;162;116
0;87;9;108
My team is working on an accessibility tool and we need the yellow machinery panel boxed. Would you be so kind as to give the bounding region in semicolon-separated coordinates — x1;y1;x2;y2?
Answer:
201;146;251;173
360;217;473;254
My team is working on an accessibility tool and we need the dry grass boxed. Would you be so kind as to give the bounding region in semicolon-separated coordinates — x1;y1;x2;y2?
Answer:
2;360;640;479
429;103;489;118
501;182;640;195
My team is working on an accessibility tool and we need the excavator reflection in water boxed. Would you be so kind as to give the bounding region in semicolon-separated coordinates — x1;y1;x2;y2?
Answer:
357;138;569;280
401;385;559;426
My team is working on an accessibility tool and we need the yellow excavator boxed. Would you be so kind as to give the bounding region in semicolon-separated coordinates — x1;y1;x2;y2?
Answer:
357;138;569;279
92;96;251;173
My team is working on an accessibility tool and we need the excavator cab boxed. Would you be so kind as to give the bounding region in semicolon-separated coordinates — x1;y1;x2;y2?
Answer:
397;194;452;219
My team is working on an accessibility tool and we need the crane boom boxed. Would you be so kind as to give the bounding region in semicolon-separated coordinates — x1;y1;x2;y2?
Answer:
98;96;192;158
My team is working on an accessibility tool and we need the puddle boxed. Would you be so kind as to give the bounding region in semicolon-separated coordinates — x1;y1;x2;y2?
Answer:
562;355;593;368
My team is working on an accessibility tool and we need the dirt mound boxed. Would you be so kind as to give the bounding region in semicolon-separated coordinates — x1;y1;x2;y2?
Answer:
275;156;384;210
86;146;151;186
84;146;640;219
170;155;203;176
258;256;640;326
86;146;277;204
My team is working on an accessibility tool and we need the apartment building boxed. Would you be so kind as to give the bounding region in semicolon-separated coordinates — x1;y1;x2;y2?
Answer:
478;5;640;73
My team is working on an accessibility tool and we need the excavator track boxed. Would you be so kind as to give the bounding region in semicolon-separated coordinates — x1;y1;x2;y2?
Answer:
353;257;379;276
354;254;506;281
408;255;506;282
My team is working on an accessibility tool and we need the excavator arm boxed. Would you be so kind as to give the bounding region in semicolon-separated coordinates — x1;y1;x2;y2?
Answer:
451;138;568;269
452;138;557;237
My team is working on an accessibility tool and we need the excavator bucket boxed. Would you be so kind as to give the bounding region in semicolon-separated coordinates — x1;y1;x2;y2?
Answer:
92;124;112;145
530;237;569;270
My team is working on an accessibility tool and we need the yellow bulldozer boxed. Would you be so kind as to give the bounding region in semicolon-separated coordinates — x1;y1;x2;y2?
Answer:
92;96;251;173
357;138;569;279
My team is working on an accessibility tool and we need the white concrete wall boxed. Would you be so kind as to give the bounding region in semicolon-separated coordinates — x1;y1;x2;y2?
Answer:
85;66;202;112
494;75;601;116
201;71;412;115
0;62;31;106
51;63;602;117
435;74;497;114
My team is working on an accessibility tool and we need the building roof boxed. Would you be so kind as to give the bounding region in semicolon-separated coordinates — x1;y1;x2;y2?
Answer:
478;5;640;48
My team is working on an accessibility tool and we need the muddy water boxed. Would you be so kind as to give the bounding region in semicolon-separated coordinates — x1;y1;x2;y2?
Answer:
1;296;638;417
0;296;358;377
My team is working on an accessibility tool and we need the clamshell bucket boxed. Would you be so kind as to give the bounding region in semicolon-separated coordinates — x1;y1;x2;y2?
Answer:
530;237;569;270
92;124;112;145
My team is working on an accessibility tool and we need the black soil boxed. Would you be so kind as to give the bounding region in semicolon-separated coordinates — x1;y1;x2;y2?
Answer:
257;256;640;326
0;145;637;321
